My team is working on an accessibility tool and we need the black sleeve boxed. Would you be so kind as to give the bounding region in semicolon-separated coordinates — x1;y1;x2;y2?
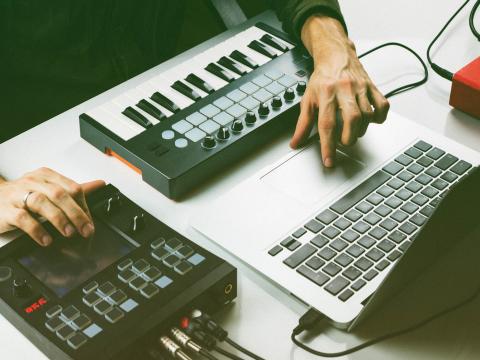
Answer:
267;0;347;41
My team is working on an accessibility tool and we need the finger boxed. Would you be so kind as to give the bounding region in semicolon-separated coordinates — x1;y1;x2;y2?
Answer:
290;97;314;149
336;89;362;147
25;192;76;238
368;84;390;124
81;180;106;194
8;208;52;246
357;94;374;137
317;96;337;167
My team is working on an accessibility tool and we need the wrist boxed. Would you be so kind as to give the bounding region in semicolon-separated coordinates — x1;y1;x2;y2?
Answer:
0;176;6;184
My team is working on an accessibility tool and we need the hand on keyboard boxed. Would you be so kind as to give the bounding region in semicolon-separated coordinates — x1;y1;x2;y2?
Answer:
290;15;390;168
0;168;105;246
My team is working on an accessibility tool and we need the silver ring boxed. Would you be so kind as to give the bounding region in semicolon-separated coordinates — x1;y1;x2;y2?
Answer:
23;191;34;209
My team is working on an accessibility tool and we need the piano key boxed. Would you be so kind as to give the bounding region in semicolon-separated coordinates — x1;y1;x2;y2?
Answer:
148;74;195;109
87;106;143;140
260;33;289;52
217;56;249;75
171;80;202;101
122;106;153;129
205;63;236;83
150;91;181;114
191;54;229;90
235;42;270;65
248;40;278;59
229;50;259;69
164;66;210;98
136;99;166;121
127;87;173;119
111;93;160;126
185;73;215;94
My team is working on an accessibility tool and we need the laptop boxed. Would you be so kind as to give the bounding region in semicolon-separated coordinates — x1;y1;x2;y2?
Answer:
191;111;480;330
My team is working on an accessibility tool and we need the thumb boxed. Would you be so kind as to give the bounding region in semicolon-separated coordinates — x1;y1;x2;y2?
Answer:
81;180;106;194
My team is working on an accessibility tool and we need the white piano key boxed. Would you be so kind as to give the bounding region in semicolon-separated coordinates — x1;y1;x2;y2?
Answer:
86;107;143;141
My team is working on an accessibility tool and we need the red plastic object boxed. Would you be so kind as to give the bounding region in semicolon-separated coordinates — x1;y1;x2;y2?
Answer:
449;56;480;119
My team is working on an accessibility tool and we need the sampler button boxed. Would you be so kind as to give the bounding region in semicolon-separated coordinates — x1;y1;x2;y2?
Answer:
82;281;98;294
142;266;162;282
117;258;133;271
119;299;138;313
56;324;76;341
163;254;181;268
118;269;136;283
105;307;124;324
150;238;165;249
154;276;173;289
140;284;159;299
129;277;148;291
45;316;66;332
97;282;116;297
71;314;91;330
165;238;183;251
176;245;194;259
132;259;150;274
46;305;62;319
83;323;103;338
94;300;112;315
109;290;127;305
61;305;80;321
174;261;193;275
67;332;88;350
161;130;175;140
83;292;101;307
151;248;169;261
188;253;206;266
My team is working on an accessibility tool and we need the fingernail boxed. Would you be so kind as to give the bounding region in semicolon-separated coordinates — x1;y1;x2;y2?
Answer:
82;223;94;238
42;235;52;246
64;224;75;237
324;157;334;168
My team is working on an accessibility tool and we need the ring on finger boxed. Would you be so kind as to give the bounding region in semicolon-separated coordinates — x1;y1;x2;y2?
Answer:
23;191;34;210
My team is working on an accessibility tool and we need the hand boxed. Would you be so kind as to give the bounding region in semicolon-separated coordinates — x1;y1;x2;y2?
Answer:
290;15;390;167
0;168;105;246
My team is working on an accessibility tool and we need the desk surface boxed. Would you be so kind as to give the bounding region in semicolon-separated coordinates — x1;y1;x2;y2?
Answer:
1;1;480;359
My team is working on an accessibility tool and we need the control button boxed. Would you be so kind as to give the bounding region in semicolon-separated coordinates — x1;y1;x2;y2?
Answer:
199;119;220;134
71;314;91;331
202;135;217;149
0;266;12;282
118;269;136;283
216;127;230;141
57;324;76;341
163;254;181;268
213;111;234;126
172;119;193;134
108;290;128;305
13;278;30;298
161;130;175;140
265;81;285;95
61;305;80;321
296;81;306;94
278;74;297;88
175;261;193;275
97;282;116;297
185;128;206;143
83;323;103;338
82;281;98;294
165;238;183;251
117;258;133;271
132;259;150;274
284;88;295;102
245;111;257;125
140;284;159;299
271;96;282;109
119;299;138;313
151;248;170;261
45;316;66;332
150;238;165;249
186;112;207;126
176;245;194;259
105;307;124;324
67;332;88;350
93;300;112;315
130;213;145;233
175;138;188;149
154;276;173;289
231;119;244;133
258;102;269;117
83;292;101;307
46;305;62;319
142;266;162;282
188;253;206;266
253;88;273;103
265;69;284;80
129;277;148;291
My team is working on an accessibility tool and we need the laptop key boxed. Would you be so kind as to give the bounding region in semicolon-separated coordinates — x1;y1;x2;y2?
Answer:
369;227;387;240
414;140;432;152
341;230;360;243
310;234;329;248
356;202;374;214
435;154;458;170
450;160;472;175
425;166;442;177
292;228;307;238
366;248;385;262
323;262;342;276
416;174;433;185
304;219;324;233
377;186;394;197
399;222;417;235
375;205;392;217
406;181;422;193
395;189;413;201
351;279;367;291
343;266;362;280
388;230;407;244
364;213;381;225
387;250;402;261
405;147;422;159
375;259;391;271
283;244;317;269
364;269;379;280
322;227;341;239
398;171;414;182
407;163;424;175
306;256;325;270
420;205;435;217
345;209;363;222
426;147;445;160
324;276;350;296
379;219;397;231
410;214;427;226
287;240;301;251
330;239;348;252
391;210;408;222
358;235;376;249
421;186;439;198
318;247;336;261
354;257;374;271
383;162;403;175
385;197;402;209
401;202;419;214
399;240;412;252
377;239;395;253
280;236;295;248
387;178;404;190
440;171;458;183
417;156;434;167
316;209;338;224
268;245;283;256
334;253;354;267
411;194;429;206
353;221;371;234
333;218;352;230
395;154;413;166
297;265;329;287
339;289;354;302
431;178;448;191
346;244;365;257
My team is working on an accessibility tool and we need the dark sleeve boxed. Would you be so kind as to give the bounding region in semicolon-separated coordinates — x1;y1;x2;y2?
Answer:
267;0;347;41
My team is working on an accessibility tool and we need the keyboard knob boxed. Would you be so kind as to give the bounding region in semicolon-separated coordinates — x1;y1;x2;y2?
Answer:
130;214;145;233
105;194;121;215
231;119;244;133
202;135;216;149
258;102;270;117
216;126;230;141
284;88;295;102
13;278;30;298
245;111;257;125
271;96;282;109
296;81;306;94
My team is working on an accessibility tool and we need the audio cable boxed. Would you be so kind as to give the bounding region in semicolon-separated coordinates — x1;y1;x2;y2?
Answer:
159;336;194;360
170;327;220;360
469;0;480;40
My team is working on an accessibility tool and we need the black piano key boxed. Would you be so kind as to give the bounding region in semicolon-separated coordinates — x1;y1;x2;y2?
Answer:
150;92;180;113
136;99;166;121
248;40;278;59
122;106;153;128
171;80;201;101
205;63;235;83
230;50;259;69
260;34;288;52
185;73;214;94
217;56;247;75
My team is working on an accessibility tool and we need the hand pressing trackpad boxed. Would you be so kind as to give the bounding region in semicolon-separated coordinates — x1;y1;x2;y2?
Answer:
260;142;365;205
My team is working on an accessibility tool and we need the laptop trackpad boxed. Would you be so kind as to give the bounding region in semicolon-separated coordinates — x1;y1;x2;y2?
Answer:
261;142;366;205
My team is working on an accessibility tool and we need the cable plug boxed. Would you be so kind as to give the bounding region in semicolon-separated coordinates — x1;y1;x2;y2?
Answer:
159;336;193;360
292;308;325;336
171;327;203;353
181;321;217;350
191;309;228;341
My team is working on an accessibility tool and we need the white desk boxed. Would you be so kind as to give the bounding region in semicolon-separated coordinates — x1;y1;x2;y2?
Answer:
1;1;479;359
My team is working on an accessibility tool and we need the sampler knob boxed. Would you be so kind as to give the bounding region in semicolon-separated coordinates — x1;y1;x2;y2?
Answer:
231;119;244;133
130;213;145;233
271;96;282;109
105;194;121;215
216;127;230;141
202;135;216;149
13;278;30;298
245;111;257;125
258;102;270;117
284;88;295;102
296;81;306;94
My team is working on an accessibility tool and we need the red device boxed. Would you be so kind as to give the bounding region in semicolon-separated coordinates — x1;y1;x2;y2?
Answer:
449;56;480;119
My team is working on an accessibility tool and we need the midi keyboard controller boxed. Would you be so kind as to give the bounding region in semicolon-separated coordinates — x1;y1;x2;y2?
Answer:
0;185;236;359
80;11;312;199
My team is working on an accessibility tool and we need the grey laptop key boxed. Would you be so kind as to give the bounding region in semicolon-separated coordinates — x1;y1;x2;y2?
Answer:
343;266;361;280
426;147;445;160
353;221;370;234
383;161;403;175
399;222;417;235
398;171;414;182
358;235;375;249
366;248;385;262
426;166;442;177
287;239;301;251
417;156;434;167
450;160;472;175
410;213;427;226
431;178;449;190
292;228;307;238
345;209;362;222
375;205;392;216
377;239;395;253
416;174;433;185
377;186;394;197
351;279;366;291
297;265;329;287
395;189;413;201
405;147;422;159
435;154;458;170
339;289;354;302
310;234;329;248
411;194;429;206
333;218;351;230
387;250;403;261
346;244;365;257
306;256;325;270
395;154;413;166
325;276;350;295
407;163;424;175
304;219;324;233
414;140;432;152
364;213;381;225
354;257;374;271
335;253;354;267
388;230;407;243
387;178;404;190
369;227;387;240
318;247;336;260
330;239;348;252
316;209;338;224
406;181;422;193
379;218;397;231
356;201;374;214
385;197;402;209
341;230;359;242
323;262;341;276
364;269;379;281
268;245;283;256
283;244;316;268
322;226;341;239
375;259;391;271
391;210;408;222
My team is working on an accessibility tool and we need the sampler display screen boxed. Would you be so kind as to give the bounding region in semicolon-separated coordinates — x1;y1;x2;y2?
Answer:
18;222;135;298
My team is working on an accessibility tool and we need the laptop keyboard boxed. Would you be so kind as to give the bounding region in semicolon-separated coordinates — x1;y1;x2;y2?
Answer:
268;140;473;303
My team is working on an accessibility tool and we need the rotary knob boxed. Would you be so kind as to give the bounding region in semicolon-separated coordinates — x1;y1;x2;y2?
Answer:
284;88;295;102
296;81;306;94
202;135;216;149
271;96;282;109
130;213;145;233
13;278;30;298
231;119;244;133
245;111;257;125
105;194;121;215
258;102;270;117
216;126;230;141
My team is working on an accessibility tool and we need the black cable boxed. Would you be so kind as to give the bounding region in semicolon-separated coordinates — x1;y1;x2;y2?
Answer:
291;284;480;357
470;0;480;40
224;337;265;360
427;0;472;81
200;349;220;360
214;346;247;360
358;42;429;98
